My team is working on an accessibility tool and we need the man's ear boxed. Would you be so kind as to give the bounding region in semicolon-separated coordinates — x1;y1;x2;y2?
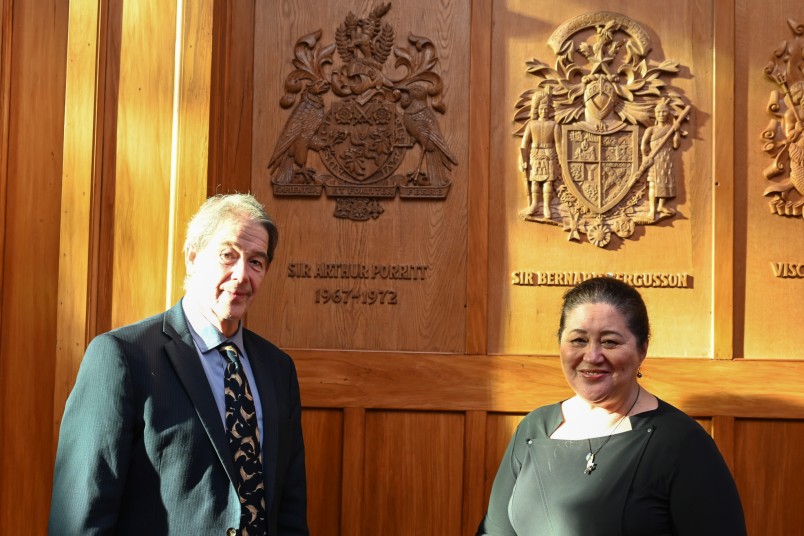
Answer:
185;249;196;274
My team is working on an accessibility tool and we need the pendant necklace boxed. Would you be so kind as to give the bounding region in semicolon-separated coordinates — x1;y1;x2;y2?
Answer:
584;386;641;475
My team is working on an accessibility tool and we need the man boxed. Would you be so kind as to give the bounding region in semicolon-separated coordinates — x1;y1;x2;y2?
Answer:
49;194;308;535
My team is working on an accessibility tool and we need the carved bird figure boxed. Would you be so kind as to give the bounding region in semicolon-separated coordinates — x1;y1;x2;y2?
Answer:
268;79;330;184
398;85;458;186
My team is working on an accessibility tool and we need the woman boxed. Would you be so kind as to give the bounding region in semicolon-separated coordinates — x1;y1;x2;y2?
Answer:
477;277;746;536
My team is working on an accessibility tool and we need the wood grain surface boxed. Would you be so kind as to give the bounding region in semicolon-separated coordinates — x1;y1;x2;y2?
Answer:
2;1;803;535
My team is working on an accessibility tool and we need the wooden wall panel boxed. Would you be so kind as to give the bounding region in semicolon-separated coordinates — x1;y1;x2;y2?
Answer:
466;0;492;355
734;419;804;535
301;408;343;535
735;0;804;360
488;1;715;357
167;0;215;305
293;350;804;418
0;0;10;324
482;413;526;520
0;0;68;533
249;0;471;353
109;0;177;325
712;0;735;359
461;410;488;535
362;411;464;535
341;407;365;536
0;0;797;534
208;0;254;196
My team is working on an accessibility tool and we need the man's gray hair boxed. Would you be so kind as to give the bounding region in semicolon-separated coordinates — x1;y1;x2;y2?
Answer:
183;193;279;263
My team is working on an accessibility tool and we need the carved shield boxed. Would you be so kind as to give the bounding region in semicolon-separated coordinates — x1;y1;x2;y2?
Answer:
559;124;639;213
318;96;408;184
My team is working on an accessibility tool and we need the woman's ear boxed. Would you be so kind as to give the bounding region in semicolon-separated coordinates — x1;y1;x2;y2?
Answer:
639;342;648;362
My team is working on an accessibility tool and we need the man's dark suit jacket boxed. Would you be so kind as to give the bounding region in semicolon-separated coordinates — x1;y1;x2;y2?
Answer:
49;302;308;535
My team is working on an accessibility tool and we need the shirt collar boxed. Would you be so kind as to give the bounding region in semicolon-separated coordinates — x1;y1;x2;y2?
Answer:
182;298;245;354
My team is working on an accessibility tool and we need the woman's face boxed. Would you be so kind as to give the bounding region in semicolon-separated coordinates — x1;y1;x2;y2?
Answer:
559;302;646;409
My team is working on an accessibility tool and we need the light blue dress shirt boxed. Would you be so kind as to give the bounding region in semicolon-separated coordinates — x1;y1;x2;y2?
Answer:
182;299;265;443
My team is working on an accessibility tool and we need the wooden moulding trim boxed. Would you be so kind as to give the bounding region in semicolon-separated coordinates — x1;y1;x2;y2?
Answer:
0;0;13;345
461;410;487;534
711;415;736;473
293;351;804;418
465;0;492;355
340;407;365;536
54;0;107;448
712;0;735;359
206;0;253;196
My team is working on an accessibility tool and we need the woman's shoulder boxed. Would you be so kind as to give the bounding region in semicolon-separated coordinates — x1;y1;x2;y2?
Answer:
640;398;714;440
515;402;564;437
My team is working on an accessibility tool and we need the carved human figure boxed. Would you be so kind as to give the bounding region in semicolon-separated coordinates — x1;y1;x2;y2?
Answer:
641;100;678;220
519;92;560;219
784;81;804;194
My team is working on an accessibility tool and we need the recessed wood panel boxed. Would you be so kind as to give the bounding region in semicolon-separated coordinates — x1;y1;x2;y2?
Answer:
110;0;177;327
301;408;343;535
488;1;715;357
735;0;804;360
462;411;488;535
249;0;471;352
0;0;68;532
21;2;804;536
482;413;526;518
734;419;804;535
362;410;464;535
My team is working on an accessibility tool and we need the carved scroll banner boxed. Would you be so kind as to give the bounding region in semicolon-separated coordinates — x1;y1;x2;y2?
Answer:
489;6;713;357
252;1;470;352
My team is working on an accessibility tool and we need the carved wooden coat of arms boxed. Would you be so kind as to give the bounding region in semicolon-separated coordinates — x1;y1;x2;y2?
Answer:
761;19;804;218
514;12;691;247
267;3;457;221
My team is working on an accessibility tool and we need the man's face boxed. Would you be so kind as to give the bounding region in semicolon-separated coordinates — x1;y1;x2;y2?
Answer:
184;217;270;337
538;101;550;119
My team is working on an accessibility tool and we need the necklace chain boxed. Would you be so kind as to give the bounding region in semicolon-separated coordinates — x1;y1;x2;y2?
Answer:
584;386;641;475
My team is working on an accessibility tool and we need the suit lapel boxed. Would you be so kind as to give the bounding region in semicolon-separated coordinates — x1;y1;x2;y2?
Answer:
243;331;279;509
162;304;238;485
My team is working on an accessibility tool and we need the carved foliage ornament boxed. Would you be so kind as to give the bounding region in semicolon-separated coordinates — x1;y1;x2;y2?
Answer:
514;12;691;248
761;19;804;218
267;3;458;221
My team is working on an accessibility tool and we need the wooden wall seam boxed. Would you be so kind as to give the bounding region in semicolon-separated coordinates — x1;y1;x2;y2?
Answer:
712;0;736;359
55;0;96;441
461;410;487;536
341;407;365;536
466;0;492;356
711;414;736;473
168;0;214;306
207;0;253;197
0;0;13;346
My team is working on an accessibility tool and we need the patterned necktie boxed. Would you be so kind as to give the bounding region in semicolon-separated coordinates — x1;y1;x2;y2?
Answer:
219;344;267;536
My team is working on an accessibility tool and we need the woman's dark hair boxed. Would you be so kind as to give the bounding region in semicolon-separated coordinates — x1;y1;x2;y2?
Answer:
558;276;650;348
